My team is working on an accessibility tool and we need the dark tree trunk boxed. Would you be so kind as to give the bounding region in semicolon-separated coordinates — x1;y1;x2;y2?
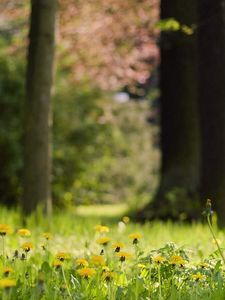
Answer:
23;0;57;214
198;0;225;225
138;0;200;220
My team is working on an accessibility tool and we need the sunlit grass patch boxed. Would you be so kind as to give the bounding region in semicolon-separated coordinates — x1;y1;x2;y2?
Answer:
0;205;225;299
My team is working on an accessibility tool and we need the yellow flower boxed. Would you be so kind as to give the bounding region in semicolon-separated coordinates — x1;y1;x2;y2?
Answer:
153;255;166;264
52;260;63;268
56;252;71;261
199;262;209;269
122;216;130;224
78;267;96;278
102;271;115;281
0;278;16;288
102;266;110;272
212;238;221;245
76;258;89;267
137;263;147;269
95;225;109;233
129;233;142;244
17;228;31;237
3;267;14;276
170;255;186;267
116;251;132;262
191;272;206;281
0;224;12;236
91;255;105;266
96;237;111;246
112;242;125;252
21;242;34;252
42;232;52;240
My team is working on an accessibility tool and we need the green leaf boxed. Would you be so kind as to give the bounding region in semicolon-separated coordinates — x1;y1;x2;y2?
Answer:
156;18;180;31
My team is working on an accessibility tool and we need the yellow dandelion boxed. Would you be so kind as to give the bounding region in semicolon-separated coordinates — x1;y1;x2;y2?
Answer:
112;242;125;252
128;233;142;244
137;263;147;269
91;255;105;266
212;238;221;245
42;232;52;240
56;252;71;261
0;278;16;288
170;255;186;267
153;255;166;264
116;251;132;262
95;225;109;233
52;260;63;268
0;224;12;236
191;272;206;281
3;267;14;276
102;271;115;281
122;216;130;224
21;242;34;252
17;228;31;237
199;262;209;269
78;267;96;278
96;237;111;246
76;258;89;267
102;266;110;272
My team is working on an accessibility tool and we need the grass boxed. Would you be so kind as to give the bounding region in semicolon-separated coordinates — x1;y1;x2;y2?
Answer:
76;204;128;218
0;204;225;299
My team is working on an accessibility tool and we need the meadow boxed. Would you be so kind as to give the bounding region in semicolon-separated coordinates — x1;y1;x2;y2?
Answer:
0;204;225;300
1;1;225;299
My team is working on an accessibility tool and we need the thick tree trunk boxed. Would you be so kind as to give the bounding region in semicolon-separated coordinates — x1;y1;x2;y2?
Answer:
23;0;57;214
138;0;200;220
198;0;225;225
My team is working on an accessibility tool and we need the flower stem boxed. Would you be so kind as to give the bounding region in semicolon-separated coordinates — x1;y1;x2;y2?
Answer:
1;236;5;264
207;214;225;264
61;266;73;300
158;265;162;299
148;264;152;298
135;245;138;300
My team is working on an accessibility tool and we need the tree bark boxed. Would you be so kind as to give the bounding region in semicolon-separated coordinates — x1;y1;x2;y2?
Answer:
198;0;225;225
138;0;200;220
23;0;57;214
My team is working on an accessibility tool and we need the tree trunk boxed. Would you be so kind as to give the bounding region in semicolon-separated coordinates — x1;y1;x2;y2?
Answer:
198;0;225;225
138;0;200;220
23;0;57;214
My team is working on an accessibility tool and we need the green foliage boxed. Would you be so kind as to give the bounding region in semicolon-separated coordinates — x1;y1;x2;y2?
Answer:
156;18;181;31
0;38;158;208
0;40;25;205
53;81;158;207
156;18;194;35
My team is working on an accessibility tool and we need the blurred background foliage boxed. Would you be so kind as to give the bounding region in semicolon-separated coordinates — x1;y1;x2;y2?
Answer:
0;39;24;205
0;35;159;209
1;0;225;223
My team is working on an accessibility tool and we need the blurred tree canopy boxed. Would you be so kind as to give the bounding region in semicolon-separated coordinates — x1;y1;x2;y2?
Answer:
0;0;159;208
2;0;224;223
0;0;159;90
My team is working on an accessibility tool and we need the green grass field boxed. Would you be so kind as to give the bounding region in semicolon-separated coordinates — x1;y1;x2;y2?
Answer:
0;205;225;299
